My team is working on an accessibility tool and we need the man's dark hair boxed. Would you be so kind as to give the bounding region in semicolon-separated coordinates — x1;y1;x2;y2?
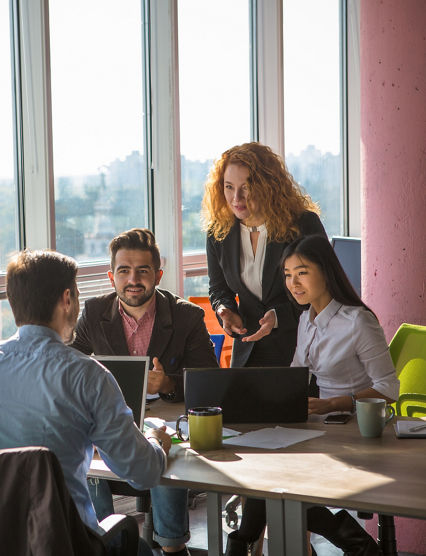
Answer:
109;228;161;271
6;249;78;326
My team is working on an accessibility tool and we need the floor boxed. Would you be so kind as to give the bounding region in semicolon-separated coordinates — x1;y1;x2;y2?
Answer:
113;493;420;556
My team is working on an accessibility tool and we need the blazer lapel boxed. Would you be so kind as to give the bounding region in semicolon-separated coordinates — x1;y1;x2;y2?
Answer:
147;290;173;363
100;297;130;355
222;222;241;288
262;241;286;301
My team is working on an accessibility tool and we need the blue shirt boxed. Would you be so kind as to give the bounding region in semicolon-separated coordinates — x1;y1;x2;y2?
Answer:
0;325;165;531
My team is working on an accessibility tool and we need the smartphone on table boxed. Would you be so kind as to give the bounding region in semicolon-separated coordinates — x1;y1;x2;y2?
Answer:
324;413;352;424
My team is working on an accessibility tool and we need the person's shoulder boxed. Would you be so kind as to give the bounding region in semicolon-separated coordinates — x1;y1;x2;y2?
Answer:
297;210;323;230
157;289;204;316
339;304;376;326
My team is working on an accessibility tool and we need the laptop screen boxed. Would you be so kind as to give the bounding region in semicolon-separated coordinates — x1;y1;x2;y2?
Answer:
94;356;149;429
184;366;309;424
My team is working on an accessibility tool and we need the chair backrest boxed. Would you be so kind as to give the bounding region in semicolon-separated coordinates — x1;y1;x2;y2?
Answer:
210;333;225;363
331;236;361;296
389;323;426;417
0;446;106;556
0;446;139;556
188;296;233;366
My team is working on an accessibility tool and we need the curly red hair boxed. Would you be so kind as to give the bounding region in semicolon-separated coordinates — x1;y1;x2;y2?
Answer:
202;142;319;242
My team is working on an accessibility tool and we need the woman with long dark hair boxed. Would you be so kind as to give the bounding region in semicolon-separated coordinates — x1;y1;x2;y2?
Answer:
225;235;399;556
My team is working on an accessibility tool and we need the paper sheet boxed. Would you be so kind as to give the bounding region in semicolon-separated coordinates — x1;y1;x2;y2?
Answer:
394;420;426;438
222;426;325;449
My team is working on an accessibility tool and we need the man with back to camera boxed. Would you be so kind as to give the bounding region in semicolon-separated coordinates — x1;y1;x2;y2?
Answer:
0;249;171;556
72;228;218;556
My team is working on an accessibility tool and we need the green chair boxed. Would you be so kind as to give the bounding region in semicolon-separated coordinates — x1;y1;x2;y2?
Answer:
389;323;426;417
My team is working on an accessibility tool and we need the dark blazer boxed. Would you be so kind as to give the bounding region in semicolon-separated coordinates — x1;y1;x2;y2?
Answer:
206;211;326;367
72;288;218;401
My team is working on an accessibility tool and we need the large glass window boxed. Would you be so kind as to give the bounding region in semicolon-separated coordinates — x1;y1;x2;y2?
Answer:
178;0;252;297
0;1;19;273
49;0;149;264
283;0;343;236
0;1;18;339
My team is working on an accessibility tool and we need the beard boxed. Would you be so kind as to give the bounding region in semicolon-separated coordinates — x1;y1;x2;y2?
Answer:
116;283;155;308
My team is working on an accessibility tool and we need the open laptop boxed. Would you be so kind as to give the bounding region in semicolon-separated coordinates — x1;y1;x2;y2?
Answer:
184;366;309;424
94;356;149;429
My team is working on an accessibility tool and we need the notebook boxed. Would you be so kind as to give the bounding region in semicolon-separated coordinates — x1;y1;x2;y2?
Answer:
94;355;149;429
183;366;309;424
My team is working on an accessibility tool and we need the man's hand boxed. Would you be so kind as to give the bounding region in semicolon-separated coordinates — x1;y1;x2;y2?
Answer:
217;306;247;337
145;425;172;455
242;309;275;342
147;357;166;395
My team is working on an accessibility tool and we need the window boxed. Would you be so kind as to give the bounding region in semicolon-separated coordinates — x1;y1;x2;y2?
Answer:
49;0;150;264
283;0;343;236
178;0;252;297
0;0;18;339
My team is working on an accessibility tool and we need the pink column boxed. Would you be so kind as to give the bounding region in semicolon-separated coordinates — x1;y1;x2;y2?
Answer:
361;4;426;551
361;0;426;342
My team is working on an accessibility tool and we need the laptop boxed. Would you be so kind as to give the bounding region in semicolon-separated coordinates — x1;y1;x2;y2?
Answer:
183;366;309;424
94;355;149;429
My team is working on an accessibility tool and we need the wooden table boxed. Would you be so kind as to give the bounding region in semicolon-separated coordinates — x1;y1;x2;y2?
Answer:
89;400;426;555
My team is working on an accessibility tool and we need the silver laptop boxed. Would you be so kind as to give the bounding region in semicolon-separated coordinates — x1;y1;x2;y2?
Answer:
184;366;309;424
94;355;149;429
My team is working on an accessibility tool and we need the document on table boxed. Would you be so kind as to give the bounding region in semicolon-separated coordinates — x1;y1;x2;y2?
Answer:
222;426;325;449
394;420;426;438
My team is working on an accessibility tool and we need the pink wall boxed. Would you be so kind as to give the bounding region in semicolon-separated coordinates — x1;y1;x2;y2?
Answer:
361;2;426;553
361;0;426;342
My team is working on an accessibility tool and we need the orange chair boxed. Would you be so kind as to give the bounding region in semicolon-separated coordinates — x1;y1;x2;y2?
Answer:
188;296;234;367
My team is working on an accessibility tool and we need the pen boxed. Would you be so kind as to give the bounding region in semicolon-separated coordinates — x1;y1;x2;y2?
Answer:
408;423;426;432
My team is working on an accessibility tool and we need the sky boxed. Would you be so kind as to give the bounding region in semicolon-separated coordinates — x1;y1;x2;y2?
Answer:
0;0;340;179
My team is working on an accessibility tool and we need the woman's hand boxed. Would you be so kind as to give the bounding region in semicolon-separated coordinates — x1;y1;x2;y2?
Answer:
308;397;334;415
217;306;247;337
242;309;276;342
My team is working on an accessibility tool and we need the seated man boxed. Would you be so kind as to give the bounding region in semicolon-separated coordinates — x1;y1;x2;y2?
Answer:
0;249;171;556
72;228;218;556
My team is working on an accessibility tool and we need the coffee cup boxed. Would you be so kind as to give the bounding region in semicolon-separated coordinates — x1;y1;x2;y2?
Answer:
356;398;395;438
176;407;223;451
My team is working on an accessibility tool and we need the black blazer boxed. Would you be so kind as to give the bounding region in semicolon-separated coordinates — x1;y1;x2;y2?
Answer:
206;211;326;367
71;288;218;401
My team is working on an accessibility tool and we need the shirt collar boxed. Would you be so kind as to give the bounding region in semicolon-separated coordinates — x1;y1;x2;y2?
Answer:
309;298;342;330
118;292;157;324
18;324;63;343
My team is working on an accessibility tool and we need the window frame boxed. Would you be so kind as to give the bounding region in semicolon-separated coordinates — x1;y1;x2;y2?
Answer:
1;0;360;307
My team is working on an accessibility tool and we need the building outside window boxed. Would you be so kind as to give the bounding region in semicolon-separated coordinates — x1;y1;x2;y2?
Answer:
178;0;252;297
283;0;344;237
49;0;150;264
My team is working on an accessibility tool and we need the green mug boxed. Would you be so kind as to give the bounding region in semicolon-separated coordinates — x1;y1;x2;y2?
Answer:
176;407;223;451
356;398;395;438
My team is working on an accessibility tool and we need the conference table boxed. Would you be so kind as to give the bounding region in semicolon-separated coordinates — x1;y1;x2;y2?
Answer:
89;400;426;555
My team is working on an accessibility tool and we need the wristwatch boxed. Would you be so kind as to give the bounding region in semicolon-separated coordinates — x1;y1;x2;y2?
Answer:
147;436;163;447
160;390;176;402
351;393;357;413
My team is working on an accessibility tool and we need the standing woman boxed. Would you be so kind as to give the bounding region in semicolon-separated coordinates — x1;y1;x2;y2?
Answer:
202;142;326;368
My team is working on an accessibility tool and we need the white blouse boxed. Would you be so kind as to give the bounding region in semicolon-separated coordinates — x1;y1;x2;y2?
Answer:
239;223;267;300
291;299;400;400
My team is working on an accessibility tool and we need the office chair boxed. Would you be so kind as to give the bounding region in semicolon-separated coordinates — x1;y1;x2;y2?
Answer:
210;333;225;363
0;446;139;556
188;296;234;366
